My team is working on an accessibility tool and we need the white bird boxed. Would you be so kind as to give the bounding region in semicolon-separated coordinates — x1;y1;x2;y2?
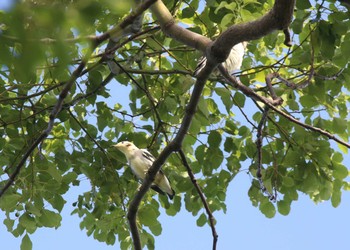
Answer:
194;42;247;76
114;141;175;199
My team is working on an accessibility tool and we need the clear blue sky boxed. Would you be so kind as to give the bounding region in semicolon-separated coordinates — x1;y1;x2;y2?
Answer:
1;1;350;249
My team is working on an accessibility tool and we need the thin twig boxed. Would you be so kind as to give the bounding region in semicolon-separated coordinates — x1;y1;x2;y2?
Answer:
255;107;276;201
0;62;86;198
0;0;157;199
218;65;283;107
178;150;218;250
270;105;350;148
67;110;106;154
221;67;350;149
127;59;213;250
265;73;280;100
128;1;296;249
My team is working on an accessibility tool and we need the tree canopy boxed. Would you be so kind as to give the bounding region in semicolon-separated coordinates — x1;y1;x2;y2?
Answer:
0;0;349;249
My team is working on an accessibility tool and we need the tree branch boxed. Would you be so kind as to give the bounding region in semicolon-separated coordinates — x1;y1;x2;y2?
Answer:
0;0;157;198
178;150;218;250
127;65;211;250
255;106;276;201
207;0;296;73
0;62;86;198
128;1;296;249
269;105;350;148
218;65;283;107
150;0;211;52
222;68;350;149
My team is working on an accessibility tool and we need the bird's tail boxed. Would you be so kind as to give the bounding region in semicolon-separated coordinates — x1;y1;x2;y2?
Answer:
151;185;175;200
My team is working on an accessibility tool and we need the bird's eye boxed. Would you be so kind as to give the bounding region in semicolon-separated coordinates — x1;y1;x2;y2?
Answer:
126;143;131;147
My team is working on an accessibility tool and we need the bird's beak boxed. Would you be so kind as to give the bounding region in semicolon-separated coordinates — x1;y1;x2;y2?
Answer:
113;142;122;148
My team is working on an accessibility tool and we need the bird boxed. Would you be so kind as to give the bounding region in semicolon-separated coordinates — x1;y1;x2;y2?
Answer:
194;42;247;76
113;141;175;199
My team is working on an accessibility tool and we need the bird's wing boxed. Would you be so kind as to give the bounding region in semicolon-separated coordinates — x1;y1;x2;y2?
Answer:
141;149;166;173
150;185;166;195
141;149;155;164
140;148;175;199
193;56;207;76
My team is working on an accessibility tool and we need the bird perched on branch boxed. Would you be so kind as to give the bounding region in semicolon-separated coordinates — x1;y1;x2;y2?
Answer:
194;42;247;76
114;141;175;199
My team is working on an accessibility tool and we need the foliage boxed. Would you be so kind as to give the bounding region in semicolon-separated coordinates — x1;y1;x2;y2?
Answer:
0;0;349;249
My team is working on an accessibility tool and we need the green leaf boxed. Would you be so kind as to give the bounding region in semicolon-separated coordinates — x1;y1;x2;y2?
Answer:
221;13;235;29
224;120;237;135
296;0;311;9
3;218;15;231
182;7;194;18
331;191;341;208
21;234;32;250
0;193;21;211
318;20;336;59
19;213;37;234
208;130;222;148
196;213;207;227
319;182;332;201
300;95;318;108
38;209;61;228
165;196;181;216
282;176;295;188
331;180;342;208
291;12;304;34
49;195;66;212
233;92;245;108
139;205;159;227
259;200;276;218
277;200;291;216
106;232;116;245
148;221;162;236
215;87;233;111
332;118;347;133
333;163;348;180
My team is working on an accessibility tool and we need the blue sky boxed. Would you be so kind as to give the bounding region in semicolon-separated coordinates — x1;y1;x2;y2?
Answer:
1;1;350;249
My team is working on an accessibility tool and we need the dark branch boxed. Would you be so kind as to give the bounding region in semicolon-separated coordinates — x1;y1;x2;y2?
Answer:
0;62;86;198
218;65;283;106
128;1;296;249
0;0;157;199
127;65;211;250
222;68;350;149
255;108;276;201
208;0;296;65
178;150;218;250
283;28;292;47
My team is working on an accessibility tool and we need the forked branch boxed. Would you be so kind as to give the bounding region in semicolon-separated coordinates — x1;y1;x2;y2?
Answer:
128;1;296;249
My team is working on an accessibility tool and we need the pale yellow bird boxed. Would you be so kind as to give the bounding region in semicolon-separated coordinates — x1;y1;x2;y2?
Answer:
114;141;175;199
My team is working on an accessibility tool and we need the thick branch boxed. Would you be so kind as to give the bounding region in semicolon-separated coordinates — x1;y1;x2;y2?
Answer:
128;1;296;248
209;0;296;64
150;0;211;52
127;67;211;250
